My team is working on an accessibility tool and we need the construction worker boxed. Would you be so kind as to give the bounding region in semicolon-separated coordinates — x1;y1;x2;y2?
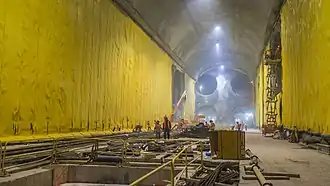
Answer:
163;116;171;139
134;123;142;132
147;121;151;131
154;120;161;139
118;125;121;132
204;121;210;128
210;120;215;131
235;121;241;131
275;45;281;59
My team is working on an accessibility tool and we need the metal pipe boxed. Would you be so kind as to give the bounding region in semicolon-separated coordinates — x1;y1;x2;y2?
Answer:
185;149;188;178
252;165;273;186
246;149;273;186
170;161;175;186
246;149;259;165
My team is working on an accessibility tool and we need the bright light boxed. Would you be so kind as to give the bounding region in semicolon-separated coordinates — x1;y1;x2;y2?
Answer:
220;65;224;70
245;113;253;117
245;116;249;120
215;26;221;31
250;81;253;84
216;75;226;90
199;85;203;91
216;43;219;47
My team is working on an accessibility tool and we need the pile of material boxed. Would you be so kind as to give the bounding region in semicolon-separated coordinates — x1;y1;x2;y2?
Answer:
321;134;330;145
186;162;239;186
177;126;210;138
301;133;321;145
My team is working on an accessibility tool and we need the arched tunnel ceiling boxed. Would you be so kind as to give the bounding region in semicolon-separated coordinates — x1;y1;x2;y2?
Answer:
114;0;284;79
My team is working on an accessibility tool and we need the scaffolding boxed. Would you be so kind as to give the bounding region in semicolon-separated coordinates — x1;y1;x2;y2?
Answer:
264;59;281;127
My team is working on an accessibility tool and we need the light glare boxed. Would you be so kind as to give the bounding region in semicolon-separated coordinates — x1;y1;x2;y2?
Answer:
245;113;253;117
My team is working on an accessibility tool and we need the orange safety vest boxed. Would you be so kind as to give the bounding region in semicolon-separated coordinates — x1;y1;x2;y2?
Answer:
210;123;215;130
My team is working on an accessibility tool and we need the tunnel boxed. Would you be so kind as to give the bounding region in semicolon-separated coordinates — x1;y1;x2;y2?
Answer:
1;0;330;186
0;0;283;136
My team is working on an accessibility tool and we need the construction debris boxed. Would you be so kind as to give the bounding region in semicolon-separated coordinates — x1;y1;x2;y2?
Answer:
184;162;239;186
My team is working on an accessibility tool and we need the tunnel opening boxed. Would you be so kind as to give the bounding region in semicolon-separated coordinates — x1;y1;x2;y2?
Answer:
196;74;218;95
230;73;252;96
194;66;254;127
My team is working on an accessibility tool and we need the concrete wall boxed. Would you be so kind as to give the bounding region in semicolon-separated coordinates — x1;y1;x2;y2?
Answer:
0;168;52;186
0;0;172;139
54;165;178;186
0;165;178;186
281;0;330;133
66;165;176;186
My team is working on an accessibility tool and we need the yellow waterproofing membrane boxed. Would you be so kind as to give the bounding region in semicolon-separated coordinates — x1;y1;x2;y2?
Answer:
0;0;173;141
282;0;330;133
255;63;264;128
183;74;196;121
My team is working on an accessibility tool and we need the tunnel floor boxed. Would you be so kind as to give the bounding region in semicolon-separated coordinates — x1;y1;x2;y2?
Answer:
243;133;330;186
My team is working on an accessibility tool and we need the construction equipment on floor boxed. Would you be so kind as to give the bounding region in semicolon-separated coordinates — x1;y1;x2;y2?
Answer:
244;149;300;186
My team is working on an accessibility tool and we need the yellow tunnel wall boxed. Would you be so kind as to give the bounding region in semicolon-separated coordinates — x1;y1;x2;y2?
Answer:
255;64;264;128
0;0;173;138
183;74;196;121
282;0;330;133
